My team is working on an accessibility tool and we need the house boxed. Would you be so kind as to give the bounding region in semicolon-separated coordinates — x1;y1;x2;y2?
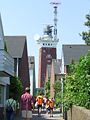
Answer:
62;44;90;73
0;15;14;119
50;59;61;98
5;36;30;92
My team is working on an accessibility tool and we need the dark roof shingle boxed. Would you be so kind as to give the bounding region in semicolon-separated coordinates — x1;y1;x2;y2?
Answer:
5;36;26;58
62;44;90;65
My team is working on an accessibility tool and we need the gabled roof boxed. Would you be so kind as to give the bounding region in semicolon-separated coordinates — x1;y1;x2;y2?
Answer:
52;59;61;75
5;36;26;58
62;44;90;65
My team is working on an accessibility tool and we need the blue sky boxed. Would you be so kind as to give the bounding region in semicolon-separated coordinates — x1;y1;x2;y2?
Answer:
0;0;90;87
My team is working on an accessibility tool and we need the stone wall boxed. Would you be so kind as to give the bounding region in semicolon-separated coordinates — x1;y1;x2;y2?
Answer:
67;105;90;120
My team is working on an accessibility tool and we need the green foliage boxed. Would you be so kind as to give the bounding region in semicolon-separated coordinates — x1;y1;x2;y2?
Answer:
9;76;23;100
45;80;50;90
35;88;45;96
45;80;50;97
80;14;90;45
64;51;90;110
53;80;62;105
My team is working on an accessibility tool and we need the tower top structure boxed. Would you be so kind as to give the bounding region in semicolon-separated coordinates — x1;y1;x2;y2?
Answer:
36;0;60;48
50;0;60;41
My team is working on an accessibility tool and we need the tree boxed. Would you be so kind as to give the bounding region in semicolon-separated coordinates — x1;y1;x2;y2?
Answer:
53;80;62;107
80;14;90;45
36;89;45;96
64;51;90;110
9;76;23;101
44;80;50;97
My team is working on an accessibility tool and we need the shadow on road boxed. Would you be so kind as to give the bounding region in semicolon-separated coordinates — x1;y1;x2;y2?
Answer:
15;109;61;120
32;114;59;120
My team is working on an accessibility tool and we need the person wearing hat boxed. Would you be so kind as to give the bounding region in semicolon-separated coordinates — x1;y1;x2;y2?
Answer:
20;87;33;120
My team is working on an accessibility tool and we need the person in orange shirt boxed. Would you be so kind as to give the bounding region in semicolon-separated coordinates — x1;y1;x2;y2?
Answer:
49;98;54;117
36;93;43;116
45;97;50;114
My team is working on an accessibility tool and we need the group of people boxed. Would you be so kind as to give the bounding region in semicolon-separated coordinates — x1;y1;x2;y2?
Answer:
5;87;33;120
5;87;55;120
36;94;54;117
45;97;54;117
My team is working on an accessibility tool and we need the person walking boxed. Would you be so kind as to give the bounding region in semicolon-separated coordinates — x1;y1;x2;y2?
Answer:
49;98;54;117
20;87;33;120
6;94;17;120
45;97;50;114
36;93;43;116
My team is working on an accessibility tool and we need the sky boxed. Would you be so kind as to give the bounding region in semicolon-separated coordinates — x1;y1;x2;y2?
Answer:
0;0;90;87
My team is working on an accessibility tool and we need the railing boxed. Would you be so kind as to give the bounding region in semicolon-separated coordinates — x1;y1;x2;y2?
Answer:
0;50;14;76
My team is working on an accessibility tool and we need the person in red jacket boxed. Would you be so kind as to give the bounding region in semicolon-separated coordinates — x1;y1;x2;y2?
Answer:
20;87;33;120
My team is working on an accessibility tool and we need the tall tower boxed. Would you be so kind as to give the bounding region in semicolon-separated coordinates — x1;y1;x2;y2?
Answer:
36;1;60;88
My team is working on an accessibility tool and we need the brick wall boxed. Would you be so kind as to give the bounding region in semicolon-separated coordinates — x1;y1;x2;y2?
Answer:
67;105;90;120
38;47;56;88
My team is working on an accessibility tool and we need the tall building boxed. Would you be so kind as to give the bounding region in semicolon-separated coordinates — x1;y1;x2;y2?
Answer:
36;2;60;88
36;1;60;88
36;25;59;88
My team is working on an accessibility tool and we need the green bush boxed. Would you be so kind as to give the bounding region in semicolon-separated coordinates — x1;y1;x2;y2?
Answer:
64;51;90;110
9;76;23;101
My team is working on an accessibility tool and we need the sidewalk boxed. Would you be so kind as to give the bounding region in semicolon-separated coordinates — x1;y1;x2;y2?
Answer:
15;109;64;120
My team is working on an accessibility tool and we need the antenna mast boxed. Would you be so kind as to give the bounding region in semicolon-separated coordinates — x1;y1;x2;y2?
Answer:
50;0;60;41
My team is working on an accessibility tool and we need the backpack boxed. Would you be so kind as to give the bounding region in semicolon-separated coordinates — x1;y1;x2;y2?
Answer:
49;99;54;108
37;96;43;105
6;100;14;112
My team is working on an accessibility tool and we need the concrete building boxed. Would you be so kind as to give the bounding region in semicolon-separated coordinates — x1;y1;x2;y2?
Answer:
5;36;30;92
0;15;14;119
28;56;36;96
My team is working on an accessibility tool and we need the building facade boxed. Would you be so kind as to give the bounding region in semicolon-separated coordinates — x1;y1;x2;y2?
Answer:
36;25;59;88
5;36;30;92
50;59;61;98
0;15;14;119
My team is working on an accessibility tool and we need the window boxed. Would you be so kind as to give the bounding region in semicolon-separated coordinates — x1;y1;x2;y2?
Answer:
46;54;52;59
43;50;46;53
48;43;50;46
47;60;51;63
